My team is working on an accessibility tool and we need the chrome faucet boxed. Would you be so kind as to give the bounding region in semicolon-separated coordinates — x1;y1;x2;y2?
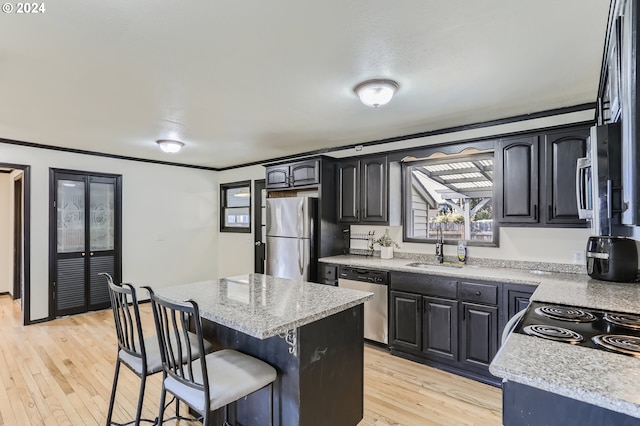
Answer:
435;223;444;263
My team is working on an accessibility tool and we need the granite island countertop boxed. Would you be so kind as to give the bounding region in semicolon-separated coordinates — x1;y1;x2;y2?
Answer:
154;273;373;339
321;254;640;418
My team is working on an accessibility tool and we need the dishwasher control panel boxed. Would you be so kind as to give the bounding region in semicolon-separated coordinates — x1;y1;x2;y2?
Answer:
338;267;389;285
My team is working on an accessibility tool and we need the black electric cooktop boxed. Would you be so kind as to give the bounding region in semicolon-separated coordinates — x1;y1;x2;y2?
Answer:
514;301;640;357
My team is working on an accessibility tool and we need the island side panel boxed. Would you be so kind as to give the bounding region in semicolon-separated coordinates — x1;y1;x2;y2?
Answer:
200;319;301;426
200;304;365;426
299;304;364;426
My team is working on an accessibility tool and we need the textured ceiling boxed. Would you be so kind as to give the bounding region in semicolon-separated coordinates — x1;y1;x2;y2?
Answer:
0;1;610;169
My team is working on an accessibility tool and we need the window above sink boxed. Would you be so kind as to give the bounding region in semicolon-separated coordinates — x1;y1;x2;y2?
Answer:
402;148;498;247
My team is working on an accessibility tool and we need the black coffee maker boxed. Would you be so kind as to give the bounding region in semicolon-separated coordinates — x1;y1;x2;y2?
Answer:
586;236;638;282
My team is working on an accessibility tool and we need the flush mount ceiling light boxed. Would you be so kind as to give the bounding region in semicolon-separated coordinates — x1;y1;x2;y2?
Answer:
156;139;184;154
354;79;399;108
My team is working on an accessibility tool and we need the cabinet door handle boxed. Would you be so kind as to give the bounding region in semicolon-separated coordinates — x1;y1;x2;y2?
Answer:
533;204;537;221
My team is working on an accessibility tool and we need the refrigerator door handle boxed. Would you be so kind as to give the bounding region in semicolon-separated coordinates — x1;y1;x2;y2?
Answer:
298;238;304;275
298;199;304;238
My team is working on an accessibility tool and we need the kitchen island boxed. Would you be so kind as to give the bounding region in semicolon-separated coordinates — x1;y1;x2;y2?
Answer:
155;273;373;426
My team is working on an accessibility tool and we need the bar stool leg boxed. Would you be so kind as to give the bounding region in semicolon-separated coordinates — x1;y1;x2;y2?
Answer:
134;374;147;426
106;360;121;425
269;383;274;426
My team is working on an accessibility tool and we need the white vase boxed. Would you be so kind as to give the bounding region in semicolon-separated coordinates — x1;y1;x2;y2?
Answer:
380;246;393;259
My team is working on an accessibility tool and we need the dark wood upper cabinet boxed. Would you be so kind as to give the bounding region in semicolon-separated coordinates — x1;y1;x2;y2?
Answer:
290;160;320;187
496;127;589;227
337;154;399;225
265;159;320;189
360;156;388;223
265;165;290;189
496;136;539;223
606;0;640;226
337;160;359;223
543;129;589;225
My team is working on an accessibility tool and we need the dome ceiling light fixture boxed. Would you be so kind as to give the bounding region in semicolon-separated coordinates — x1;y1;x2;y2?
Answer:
156;139;185;154
353;78;399;108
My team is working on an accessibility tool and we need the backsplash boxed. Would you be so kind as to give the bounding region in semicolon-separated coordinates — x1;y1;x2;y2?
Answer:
369;250;585;274
356;225;590;274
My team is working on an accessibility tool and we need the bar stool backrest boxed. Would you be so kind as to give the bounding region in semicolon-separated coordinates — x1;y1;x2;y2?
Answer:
147;292;210;412
101;273;147;372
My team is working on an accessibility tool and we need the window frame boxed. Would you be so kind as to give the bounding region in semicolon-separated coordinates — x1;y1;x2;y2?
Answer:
401;149;499;247
220;180;252;233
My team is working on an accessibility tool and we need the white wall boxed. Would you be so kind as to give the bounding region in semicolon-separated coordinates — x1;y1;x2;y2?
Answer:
355;225;592;265
216;165;266;278
0;143;218;322
0;174;11;293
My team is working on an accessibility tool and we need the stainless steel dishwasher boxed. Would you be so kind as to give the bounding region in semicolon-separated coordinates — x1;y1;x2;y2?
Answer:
338;266;389;345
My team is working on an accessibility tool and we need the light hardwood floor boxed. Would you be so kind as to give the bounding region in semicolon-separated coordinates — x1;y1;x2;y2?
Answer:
0;295;501;425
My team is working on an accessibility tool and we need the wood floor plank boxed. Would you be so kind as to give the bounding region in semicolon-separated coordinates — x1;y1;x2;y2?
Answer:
0;295;501;425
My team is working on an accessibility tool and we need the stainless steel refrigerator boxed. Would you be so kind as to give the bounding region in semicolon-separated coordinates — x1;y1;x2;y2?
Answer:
266;197;317;281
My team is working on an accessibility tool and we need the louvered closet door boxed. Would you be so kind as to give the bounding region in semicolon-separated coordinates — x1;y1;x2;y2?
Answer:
53;171;120;317
87;177;116;311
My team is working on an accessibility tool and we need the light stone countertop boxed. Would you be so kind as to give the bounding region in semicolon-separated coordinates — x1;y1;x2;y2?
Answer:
321;254;640;418
319;254;640;313
491;334;640;418
154;273;373;339
320;254;560;286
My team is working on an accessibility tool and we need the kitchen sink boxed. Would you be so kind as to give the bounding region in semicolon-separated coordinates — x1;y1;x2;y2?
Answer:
405;262;463;269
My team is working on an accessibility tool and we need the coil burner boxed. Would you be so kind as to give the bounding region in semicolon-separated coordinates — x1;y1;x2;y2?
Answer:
534;305;597;323
523;325;584;344
603;313;640;330
592;335;640;357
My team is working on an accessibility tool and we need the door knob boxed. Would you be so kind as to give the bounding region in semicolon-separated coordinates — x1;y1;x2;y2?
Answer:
90;252;94;256
255;241;262;246
81;252;85;257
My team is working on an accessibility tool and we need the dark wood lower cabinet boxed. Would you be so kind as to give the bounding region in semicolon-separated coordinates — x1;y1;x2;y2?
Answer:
390;273;513;387
501;283;536;334
460;303;498;370
390;291;421;351
423;296;458;362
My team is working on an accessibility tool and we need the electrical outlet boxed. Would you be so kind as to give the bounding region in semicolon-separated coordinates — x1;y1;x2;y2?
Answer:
572;250;585;265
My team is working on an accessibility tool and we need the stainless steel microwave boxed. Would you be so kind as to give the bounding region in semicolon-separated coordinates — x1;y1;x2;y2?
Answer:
575;123;622;235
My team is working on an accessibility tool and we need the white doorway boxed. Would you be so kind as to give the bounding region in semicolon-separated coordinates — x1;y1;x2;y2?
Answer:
0;164;30;325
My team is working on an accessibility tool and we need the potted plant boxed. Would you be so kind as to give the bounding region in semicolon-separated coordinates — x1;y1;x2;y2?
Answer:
371;229;400;259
